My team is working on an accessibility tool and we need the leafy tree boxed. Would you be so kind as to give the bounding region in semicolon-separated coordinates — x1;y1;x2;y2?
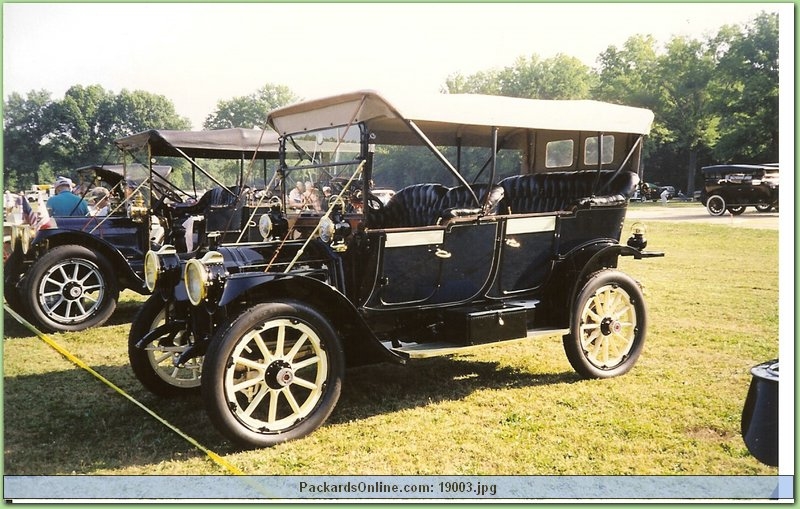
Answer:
48;85;191;168
444;69;502;95
3;90;56;190
499;54;595;99
652;36;718;194
709;11;778;162
112;89;192;139
593;34;660;108
444;53;594;99
203;83;298;129
3;85;191;189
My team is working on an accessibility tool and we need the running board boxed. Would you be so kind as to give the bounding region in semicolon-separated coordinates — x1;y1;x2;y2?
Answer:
390;328;570;359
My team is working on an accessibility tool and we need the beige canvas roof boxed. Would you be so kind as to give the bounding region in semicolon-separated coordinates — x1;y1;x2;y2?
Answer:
115;128;280;159
267;90;655;145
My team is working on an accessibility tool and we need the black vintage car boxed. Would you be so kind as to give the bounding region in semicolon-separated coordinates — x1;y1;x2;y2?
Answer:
3;128;280;332
131;90;663;448
700;163;779;216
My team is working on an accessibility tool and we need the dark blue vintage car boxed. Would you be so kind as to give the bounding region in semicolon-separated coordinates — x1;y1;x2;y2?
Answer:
700;163;779;216
132;90;663;448
3;128;280;332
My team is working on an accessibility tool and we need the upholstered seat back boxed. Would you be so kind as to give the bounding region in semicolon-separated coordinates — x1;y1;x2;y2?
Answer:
204;186;243;232
368;183;448;229
498;171;639;214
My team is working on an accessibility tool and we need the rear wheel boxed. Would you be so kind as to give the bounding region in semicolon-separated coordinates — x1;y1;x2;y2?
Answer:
706;195;726;216
727;206;746;215
23;245;118;332
202;300;344;448
563;270;646;379
129;296;201;397
755;203;773;212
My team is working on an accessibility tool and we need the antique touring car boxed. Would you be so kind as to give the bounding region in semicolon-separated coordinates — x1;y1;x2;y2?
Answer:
3;128;279;332
699;163;779;216
131;90;662;448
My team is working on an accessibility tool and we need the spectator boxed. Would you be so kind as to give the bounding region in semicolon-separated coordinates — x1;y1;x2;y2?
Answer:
660;188;669;205
46;176;89;216
321;186;333;209
304;181;322;212
86;187;111;216
288;181;307;210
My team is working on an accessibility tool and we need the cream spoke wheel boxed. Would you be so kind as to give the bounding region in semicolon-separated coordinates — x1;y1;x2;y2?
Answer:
579;283;636;368
222;317;330;434
564;270;647;379
129;297;202;396
203;301;344;448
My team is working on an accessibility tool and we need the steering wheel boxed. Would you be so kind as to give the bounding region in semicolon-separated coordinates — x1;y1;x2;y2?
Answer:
151;180;184;206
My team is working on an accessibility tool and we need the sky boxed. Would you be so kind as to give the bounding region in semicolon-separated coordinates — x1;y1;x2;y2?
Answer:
2;2;787;129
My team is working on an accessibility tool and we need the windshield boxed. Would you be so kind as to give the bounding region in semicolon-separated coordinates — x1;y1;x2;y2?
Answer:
121;144;279;209
281;120;527;215
283;125;365;214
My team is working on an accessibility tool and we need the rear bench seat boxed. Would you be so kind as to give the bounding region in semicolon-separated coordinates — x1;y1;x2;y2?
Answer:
497;170;640;214
368;170;639;229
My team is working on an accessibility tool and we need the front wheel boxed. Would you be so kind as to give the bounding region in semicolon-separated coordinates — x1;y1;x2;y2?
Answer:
128;296;201;397
706;195;726;216
755;203;773;213
563;270;647;379
23;245;118;332
727;206;746;215
202;300;344;448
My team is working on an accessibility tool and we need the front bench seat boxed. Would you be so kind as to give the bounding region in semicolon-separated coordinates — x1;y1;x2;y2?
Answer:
368;183;448;229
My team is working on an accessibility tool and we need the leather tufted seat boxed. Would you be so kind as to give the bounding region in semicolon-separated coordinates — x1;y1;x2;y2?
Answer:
368;171;638;229
368;183;449;229
203;186;243;232
498;171;639;214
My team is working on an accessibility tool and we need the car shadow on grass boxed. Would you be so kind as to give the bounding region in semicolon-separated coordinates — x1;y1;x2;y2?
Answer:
3;357;580;474
2;291;146;337
334;357;580;424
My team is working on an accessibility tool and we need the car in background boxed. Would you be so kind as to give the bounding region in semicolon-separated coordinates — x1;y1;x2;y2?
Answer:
131;90;664;448
3;128;280;332
700;163;779;216
659;185;676;199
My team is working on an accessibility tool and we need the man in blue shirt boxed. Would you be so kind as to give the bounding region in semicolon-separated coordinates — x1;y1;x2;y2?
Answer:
46;176;89;216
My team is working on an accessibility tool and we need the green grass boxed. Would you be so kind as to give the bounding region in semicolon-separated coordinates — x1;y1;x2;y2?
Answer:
3;219;779;476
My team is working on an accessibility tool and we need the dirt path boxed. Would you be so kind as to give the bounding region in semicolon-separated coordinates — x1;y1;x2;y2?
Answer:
627;203;780;230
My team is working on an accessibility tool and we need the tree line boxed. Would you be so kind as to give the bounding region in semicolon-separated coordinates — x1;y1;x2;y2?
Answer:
3;12;777;193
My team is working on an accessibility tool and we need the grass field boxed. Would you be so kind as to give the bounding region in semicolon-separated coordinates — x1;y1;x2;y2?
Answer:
2;218;779;476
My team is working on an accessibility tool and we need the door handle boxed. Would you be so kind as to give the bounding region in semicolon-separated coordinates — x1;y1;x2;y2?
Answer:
434;247;451;259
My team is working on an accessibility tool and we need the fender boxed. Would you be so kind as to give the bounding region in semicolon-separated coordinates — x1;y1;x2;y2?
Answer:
535;239;619;327
219;273;404;367
30;228;146;292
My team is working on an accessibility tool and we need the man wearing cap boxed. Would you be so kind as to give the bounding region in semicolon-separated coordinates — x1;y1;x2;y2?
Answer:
46;176;89;216
86;186;111;216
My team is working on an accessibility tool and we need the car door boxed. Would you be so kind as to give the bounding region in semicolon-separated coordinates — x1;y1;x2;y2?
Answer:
361;219;498;308
491;214;557;295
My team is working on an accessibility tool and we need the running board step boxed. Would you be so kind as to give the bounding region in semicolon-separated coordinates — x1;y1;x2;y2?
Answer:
390;327;569;359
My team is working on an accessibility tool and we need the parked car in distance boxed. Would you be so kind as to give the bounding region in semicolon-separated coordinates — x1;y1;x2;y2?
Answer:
700;163;779;216
3;128;281;332
130;90;664;448
659;185;676;199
